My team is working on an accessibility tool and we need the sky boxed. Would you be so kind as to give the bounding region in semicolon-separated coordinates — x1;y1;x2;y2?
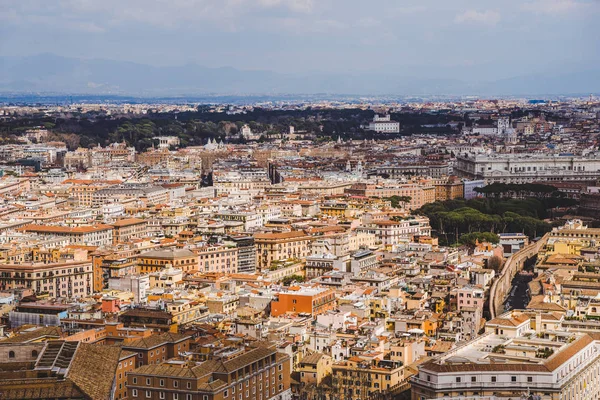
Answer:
1;0;599;81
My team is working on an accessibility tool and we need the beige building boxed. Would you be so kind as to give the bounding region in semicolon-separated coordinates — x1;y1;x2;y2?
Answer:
298;352;332;386
255;231;312;271
195;245;239;274
19;224;114;247
0;260;93;298
110;218;148;244
332;357;405;399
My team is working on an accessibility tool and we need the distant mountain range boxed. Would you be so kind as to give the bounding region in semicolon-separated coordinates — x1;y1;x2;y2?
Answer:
1;54;599;96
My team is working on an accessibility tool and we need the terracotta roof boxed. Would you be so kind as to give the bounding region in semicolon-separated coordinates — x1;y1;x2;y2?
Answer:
19;224;113;234
0;380;85;399
544;335;593;371
487;313;529;327
1;326;63;343
111;218;146;227
254;231;309;240
67;343;124;400
123;333;190;350
301;352;327;365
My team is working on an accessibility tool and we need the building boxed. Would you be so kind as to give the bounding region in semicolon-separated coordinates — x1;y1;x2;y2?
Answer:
137;249;199;274
411;311;600;400
463;179;485;200
0;340;132;400
224;235;256;274
126;344;292;400
195;245;238;274
366;114;400;133
499;233;529;257
0;260;93;298
297;352;332;386
254;231;312;271
346;183;436;210
122;332;192;368
110;218;148;244
93;185;170;207
433;178;464;201
332;357;405;400
19;224;114;247
153;136;180;149
455;152;600;184
271;286;336;317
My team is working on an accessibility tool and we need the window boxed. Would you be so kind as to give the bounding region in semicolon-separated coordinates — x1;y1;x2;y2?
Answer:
471;377;476;382
528;377;533;383
160;379;164;387
132;389;138;398
224;390;228;397
187;382;192;389
173;381;178;388
511;376;517;382
146;391;151;398
456;377;461;383
133;378;138;384
187;396;192;400
8;351;15;359
160;393;165;400
173;394;178;400
32;350;38;357
146;379;151;385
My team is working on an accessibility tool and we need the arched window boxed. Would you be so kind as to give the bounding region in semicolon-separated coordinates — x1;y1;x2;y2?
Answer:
32;350;38;357
8;351;15;358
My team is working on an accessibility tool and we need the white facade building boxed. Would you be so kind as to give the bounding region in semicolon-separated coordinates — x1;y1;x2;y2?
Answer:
367;114;400;133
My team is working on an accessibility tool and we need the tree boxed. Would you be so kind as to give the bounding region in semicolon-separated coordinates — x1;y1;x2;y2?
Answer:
488;256;503;272
386;196;412;209
459;232;500;246
281;275;305;285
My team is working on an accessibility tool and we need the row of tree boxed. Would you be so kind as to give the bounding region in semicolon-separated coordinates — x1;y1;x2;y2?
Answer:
415;198;557;245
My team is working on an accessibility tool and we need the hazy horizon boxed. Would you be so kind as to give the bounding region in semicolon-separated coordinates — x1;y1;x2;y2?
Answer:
2;1;600;95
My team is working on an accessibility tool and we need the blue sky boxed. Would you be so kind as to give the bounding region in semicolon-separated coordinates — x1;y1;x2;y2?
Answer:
1;0;599;80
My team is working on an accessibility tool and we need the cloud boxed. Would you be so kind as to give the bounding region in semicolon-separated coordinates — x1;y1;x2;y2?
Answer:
454;10;501;25
255;0;315;13
521;0;592;14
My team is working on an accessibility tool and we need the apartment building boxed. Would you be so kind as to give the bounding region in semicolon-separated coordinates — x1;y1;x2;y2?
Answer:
111;218;148;244
356;218;431;246
346;183;436;210
271;287;336;317
0;260;93;298
127;345;292;400
254;231;312;271
224;235;256;274
19;223;114;247
195;245;239;274
93;185;170;207
332;357;405;400
137;249;198;274
433;178;464;201
122;333;192;368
